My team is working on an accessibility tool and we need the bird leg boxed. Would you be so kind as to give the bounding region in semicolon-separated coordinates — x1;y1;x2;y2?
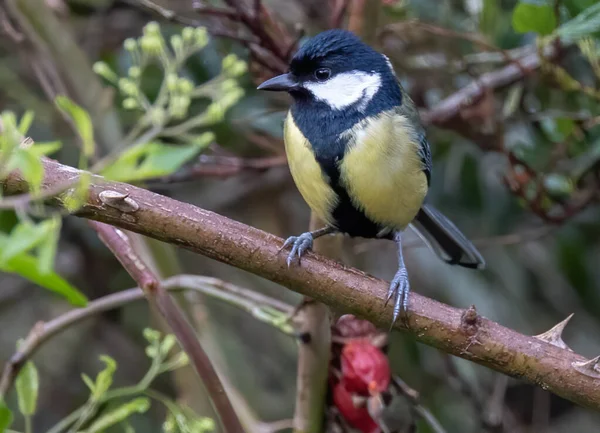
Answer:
385;232;410;327
281;226;336;267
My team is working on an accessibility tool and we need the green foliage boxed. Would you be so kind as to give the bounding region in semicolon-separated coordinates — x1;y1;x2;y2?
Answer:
93;22;246;183
0;110;87;305
556;2;600;41
82;355;117;402
0;226;87;306
60;172;91;213
101;137;213;182
83;398;151;433
15;361;39;417
55;96;95;161
0;112;61;194
0;401;13;433
512;1;557;35
1;329;205;433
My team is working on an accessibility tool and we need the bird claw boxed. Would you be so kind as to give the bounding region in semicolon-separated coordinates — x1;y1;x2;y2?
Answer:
385;268;410;328
280;232;314;267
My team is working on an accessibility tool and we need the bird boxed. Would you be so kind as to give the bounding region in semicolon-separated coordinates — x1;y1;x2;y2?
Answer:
257;29;485;325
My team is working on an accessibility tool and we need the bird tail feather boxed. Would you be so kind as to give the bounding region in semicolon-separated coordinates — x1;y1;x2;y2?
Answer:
410;204;485;269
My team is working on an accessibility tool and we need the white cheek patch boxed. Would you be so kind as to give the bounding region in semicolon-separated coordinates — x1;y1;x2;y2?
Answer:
303;71;382;111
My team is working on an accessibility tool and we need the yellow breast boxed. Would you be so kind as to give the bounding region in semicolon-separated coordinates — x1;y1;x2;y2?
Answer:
339;111;428;230
284;112;338;226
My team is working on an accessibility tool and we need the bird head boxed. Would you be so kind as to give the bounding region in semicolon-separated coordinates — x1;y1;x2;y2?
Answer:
257;29;401;112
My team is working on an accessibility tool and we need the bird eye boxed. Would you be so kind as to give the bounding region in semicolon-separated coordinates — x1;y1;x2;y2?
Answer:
314;68;331;81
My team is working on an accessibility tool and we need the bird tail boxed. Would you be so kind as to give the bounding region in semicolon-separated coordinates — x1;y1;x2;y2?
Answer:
410;204;485;269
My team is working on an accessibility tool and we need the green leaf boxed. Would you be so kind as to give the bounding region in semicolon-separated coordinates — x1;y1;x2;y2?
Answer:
540;117;575;142
55;96;95;158
0;221;49;265
565;0;597;17
61;172;91;213
28;141;62;158
81;374;95;394
513;2;557;35
0;233;87;306
83;397;150;433
15;361;39;416
0;401;13;433
36;216;61;275
557;2;600;41
102;140;209;182
18;111;35;135
0;112;20;156
5;149;44;193
90;356;117;401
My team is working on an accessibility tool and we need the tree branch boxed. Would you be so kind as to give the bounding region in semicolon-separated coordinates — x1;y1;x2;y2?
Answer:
420;43;559;127
3;159;600;410
0;274;293;399
88;221;245;433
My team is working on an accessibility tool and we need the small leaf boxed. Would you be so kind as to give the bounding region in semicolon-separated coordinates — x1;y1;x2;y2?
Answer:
81;374;95;394
36;216;62;275
101;140;209;182
55;96;95;158
0;401;13;433
0;233;87;306
91;356;117;401
61;172;91;213
28;141;62;158
83;397;150;433
5;149;44;193
557;2;600;41
513;2;557;36
15;361;39;416
160;335;177;356
0;221;48;265
18;111;35;135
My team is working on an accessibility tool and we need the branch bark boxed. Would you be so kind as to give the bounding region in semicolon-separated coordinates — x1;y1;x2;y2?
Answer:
3;159;600;410
88;221;244;433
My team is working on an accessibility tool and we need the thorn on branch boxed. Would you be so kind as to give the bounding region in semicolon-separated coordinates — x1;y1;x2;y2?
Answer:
534;313;574;351
572;355;600;379
461;304;479;335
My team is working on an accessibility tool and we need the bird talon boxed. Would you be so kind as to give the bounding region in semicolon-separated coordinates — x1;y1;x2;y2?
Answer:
282;232;314;267
387;269;410;328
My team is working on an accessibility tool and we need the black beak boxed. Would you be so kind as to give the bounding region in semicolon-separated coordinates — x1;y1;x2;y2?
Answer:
257;73;298;92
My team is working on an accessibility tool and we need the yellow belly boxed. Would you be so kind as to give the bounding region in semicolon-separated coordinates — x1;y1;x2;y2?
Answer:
339;111;428;230
284;112;338;226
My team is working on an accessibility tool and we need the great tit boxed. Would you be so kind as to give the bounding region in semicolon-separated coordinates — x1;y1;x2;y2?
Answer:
258;29;485;325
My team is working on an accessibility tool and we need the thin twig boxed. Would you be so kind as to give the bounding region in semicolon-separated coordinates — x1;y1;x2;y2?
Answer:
148;155;287;183
391;376;447;433
420;43;560;126
0;274;293;398
88;222;245;433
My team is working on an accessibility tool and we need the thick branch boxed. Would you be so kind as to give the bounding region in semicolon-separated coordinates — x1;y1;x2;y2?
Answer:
3;160;600;410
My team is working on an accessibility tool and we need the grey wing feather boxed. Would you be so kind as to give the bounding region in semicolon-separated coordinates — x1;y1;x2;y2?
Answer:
411;204;485;269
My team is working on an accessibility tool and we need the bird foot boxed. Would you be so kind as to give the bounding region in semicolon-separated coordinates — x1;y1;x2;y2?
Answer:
280;232;314;267
385;268;410;328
